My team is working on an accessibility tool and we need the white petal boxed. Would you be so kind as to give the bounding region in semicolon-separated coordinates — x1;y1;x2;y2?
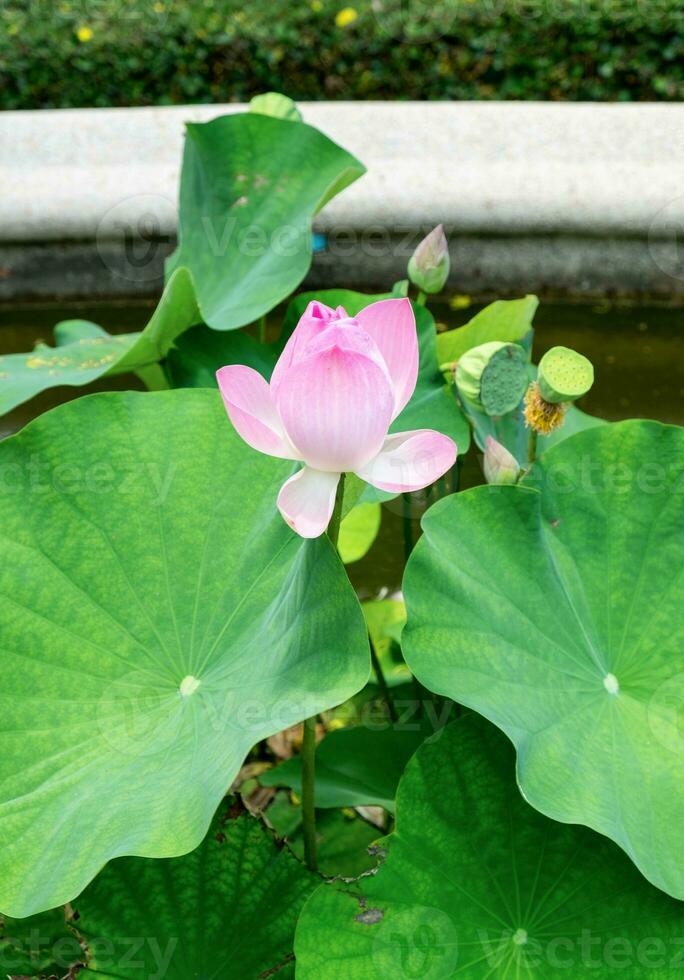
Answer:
277;468;341;538
355;429;457;492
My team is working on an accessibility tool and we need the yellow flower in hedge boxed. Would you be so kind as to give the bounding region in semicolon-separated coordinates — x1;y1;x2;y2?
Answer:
335;6;358;27
76;25;93;42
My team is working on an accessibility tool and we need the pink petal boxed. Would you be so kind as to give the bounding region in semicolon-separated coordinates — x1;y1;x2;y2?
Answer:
270;300;337;397
355;429;457;492
277;467;340;538
355;298;419;419
275;346;394;473
216;365;298;460
299;319;392;382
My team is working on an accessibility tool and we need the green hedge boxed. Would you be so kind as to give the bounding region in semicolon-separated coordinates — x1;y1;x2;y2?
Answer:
1;0;682;109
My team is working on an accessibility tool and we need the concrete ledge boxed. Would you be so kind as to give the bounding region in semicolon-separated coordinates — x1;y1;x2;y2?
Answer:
1;102;683;300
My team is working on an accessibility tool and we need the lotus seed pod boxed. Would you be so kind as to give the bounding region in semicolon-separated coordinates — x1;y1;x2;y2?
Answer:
249;92;302;122
456;341;528;417
483;436;521;486
537;346;594;404
407;224;450;294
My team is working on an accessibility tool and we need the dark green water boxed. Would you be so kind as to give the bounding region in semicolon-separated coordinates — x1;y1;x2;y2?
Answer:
1;297;682;592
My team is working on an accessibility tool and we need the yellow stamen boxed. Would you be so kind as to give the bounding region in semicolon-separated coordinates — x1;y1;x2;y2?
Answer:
523;382;568;435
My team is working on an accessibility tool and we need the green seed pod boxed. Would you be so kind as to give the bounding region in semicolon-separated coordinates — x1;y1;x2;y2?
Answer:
456;341;528;416
537;346;594;404
249;92;302;122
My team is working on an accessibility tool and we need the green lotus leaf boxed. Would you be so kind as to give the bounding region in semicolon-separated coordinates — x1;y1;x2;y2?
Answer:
295;713;684;979
338;502;382;564
404;420;684;899
0;388;368;917
166;322;278;389
436;295;538;364
165;113;365;331
0;907;81;977
1;802;316;978
0;267;201;418
71;803;317;979
259;724;427;813
0;109;363;414
249;91;303;122
266;792;380;878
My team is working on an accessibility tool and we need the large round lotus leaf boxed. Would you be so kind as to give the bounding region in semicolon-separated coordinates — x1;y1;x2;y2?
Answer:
0;389;368;917
295;714;684;979
403;420;684;899
73;803;317;979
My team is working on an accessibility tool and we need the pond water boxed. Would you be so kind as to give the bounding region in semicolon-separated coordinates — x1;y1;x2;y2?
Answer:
1;297;682;594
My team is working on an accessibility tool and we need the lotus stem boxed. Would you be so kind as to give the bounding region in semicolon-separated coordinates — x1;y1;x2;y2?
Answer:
402;493;414;561
327;473;346;550
416;290;427;307
135;363;170;391
258;315;267;344
369;631;397;723
528;429;538;466
301;715;318;873
301;474;347;874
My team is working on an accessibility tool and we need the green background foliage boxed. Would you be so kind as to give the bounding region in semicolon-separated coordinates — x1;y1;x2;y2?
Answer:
1;0;682;109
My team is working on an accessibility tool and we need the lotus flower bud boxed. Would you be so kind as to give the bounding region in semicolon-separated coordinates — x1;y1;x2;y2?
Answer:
408;224;450;295
455;341;528;417
483;436;521;486
249;92;302;122
537;346;594;404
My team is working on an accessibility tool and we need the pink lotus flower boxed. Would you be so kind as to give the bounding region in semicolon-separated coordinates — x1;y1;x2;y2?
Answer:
217;298;457;537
